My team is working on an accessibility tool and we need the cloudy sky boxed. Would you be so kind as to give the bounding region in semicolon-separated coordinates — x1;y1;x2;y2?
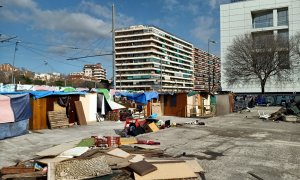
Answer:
0;0;224;78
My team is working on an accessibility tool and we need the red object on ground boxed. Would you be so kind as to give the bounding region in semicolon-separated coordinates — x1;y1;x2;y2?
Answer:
137;140;160;145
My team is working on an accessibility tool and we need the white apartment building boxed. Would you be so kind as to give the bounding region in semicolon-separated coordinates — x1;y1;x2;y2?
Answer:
115;25;194;91
221;0;300;93
83;63;106;81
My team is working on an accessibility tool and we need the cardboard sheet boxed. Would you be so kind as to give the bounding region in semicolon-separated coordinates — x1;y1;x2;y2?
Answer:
134;162;197;180
106;148;130;158
36;140;81;157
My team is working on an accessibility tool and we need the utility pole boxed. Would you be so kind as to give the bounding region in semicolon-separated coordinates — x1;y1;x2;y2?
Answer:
112;4;116;90
11;41;20;84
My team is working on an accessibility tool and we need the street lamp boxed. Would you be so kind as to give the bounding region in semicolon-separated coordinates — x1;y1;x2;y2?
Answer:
208;39;216;93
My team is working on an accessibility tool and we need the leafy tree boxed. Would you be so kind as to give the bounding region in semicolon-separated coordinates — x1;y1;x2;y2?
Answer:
224;33;299;93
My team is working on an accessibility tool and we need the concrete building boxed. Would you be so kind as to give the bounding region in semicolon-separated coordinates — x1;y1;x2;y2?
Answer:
83;63;106;81
221;0;300;93
193;48;221;92
115;25;194;91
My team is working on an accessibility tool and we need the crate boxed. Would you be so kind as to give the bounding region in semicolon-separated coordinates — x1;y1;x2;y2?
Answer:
104;136;120;148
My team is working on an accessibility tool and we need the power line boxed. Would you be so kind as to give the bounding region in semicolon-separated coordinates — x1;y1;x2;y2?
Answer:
66;53;113;60
18;44;82;68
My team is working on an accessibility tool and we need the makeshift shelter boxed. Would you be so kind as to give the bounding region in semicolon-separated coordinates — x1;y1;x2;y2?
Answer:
29;91;85;130
97;91;126;121
0;94;31;139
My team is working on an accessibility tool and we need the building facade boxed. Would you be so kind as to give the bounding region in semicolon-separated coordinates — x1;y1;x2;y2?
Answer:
83;63;106;81
221;0;300;93
193;48;221;92
115;25;194;91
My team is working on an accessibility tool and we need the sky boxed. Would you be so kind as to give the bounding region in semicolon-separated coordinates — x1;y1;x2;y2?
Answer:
0;0;225;79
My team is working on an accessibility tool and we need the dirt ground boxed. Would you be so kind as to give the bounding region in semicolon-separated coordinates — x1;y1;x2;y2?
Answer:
0;106;299;180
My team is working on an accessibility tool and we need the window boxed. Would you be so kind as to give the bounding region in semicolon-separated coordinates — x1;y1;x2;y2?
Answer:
278;30;289;45
252;11;273;28
278;8;288;26
278;51;290;69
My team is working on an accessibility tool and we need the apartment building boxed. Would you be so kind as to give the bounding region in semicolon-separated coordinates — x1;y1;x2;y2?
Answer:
0;63;17;72
83;63;106;81
221;0;300;93
193;48;221;92
115;25;194;91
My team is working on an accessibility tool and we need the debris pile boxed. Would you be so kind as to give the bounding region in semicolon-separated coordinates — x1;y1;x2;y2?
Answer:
0;135;205;180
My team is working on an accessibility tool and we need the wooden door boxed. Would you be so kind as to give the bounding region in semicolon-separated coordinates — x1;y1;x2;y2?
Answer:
30;98;48;130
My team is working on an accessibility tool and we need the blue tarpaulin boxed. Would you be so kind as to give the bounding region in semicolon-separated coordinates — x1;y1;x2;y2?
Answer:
0;94;31;140
116;92;159;104
8;94;32;122
0;119;29;140
0;91;86;99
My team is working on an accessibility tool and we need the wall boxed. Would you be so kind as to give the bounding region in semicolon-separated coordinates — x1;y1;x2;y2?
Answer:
221;0;300;93
79;93;97;122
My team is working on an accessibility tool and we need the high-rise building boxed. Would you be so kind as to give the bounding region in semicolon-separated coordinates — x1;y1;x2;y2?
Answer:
221;0;300;93
115;25;194;91
193;48;221;92
83;63;106;81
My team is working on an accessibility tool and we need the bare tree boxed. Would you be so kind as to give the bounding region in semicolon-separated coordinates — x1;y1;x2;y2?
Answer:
224;33;298;94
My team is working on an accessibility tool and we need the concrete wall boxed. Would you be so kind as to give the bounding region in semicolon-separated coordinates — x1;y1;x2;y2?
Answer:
221;0;300;93
80;93;97;122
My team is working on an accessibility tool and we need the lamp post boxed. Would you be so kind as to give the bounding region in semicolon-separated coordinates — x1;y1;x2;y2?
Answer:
207;39;216;93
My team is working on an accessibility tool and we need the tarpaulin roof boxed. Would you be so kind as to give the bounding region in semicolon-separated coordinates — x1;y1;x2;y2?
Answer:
0;91;86;99
115;92;159;104
97;89;111;100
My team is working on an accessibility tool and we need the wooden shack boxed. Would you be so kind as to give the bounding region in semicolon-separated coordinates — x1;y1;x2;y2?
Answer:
30;94;81;130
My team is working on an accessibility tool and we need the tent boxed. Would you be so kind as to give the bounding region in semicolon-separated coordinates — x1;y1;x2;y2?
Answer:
0;94;32;139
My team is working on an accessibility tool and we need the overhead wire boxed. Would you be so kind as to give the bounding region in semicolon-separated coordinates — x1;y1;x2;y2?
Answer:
18;43;82;68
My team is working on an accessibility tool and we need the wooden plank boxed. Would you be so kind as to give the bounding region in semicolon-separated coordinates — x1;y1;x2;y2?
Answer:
47;162;57;180
1;166;34;174
2;171;46;179
74;101;87;125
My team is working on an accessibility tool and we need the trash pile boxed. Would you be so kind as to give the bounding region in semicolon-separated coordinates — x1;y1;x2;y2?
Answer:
0;136;205;180
258;104;300;122
124;115;205;137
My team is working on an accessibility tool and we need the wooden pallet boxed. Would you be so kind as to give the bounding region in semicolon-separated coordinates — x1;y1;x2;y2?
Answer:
47;111;69;129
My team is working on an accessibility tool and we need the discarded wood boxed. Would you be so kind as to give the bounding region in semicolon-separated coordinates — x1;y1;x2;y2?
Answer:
47;162;58;180
128;160;157;176
37;157;70;165
0;166;35;174
47;111;69;129
74;101;87;125
134;162;197;180
2;171;46;179
248;172;264;180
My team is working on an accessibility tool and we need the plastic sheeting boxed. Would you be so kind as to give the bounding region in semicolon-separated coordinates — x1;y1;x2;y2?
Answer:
8;94;32;122
0;119;29;140
116;92;159;104
0;95;15;123
107;100;126;110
